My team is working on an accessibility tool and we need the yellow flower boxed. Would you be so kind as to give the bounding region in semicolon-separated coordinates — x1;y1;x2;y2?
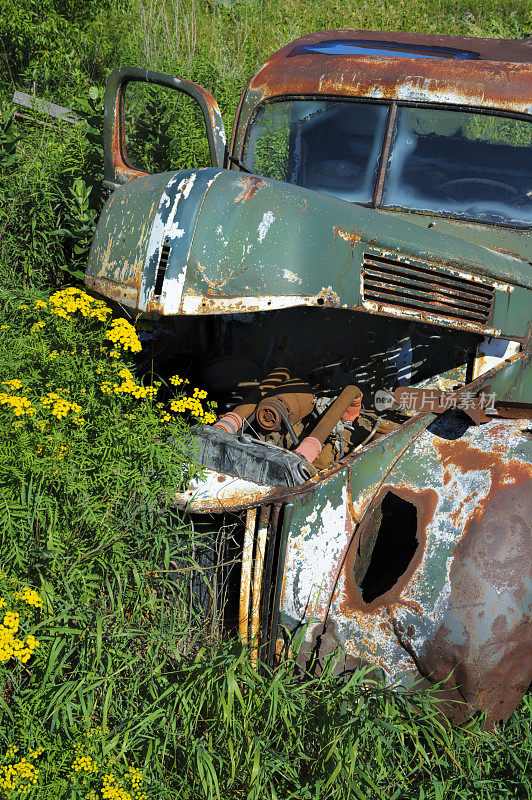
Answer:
0;392;36;417
104;318;142;353
72;755;98;773
3;611;19;631
0;325;9;330
34;299;47;309
15;587;43;609
0;756;37;791
48;287;111;323
40;392;83;421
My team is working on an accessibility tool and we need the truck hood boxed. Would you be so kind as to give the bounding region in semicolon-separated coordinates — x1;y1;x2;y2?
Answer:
86;167;531;337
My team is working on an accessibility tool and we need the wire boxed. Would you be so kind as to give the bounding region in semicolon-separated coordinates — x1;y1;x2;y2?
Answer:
352;416;382;452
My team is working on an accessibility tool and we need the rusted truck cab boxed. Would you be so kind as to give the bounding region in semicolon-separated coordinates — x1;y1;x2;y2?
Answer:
86;31;532;724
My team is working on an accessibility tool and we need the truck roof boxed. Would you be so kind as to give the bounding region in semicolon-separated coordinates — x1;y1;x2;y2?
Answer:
244;30;532;116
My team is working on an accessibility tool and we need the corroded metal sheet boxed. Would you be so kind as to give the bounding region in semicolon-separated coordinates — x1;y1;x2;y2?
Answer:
87;164;531;341
176;468;277;513
279;418;532;725
239;507;257;642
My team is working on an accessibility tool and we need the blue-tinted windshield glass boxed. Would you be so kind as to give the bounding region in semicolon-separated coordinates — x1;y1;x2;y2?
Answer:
382;108;532;227
244;100;388;203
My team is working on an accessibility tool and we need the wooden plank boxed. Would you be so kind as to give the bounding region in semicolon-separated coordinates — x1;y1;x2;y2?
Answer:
12;90;81;125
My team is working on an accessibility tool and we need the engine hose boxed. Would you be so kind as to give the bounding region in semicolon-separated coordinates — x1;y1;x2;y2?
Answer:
269;400;300;448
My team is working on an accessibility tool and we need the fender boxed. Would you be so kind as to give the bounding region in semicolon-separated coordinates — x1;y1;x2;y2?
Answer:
278;414;532;726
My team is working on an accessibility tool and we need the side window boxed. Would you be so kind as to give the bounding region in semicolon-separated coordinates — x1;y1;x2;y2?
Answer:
124;83;211;174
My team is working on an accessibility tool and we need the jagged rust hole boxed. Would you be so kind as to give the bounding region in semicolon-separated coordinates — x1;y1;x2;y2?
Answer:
358;492;418;604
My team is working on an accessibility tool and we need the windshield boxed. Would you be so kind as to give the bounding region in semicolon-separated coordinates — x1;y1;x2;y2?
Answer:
243;100;388;203
243;100;532;227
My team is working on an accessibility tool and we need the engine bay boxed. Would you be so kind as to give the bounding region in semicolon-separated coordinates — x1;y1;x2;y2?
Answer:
145;306;480;486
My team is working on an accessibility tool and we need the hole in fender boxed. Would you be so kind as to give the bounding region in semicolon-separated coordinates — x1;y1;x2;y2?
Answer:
355;492;418;604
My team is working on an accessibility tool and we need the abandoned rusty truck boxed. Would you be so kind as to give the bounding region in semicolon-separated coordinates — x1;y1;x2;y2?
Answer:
85;30;532;724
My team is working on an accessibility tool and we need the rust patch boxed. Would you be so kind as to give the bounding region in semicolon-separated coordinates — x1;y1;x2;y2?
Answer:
334;226;362;248
234;176;268;203
295;618;370;676
435;433;532;501
244;30;532;119
416;479;532;726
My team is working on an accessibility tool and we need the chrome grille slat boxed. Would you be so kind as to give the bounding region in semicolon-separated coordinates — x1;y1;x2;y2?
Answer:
362;253;494;325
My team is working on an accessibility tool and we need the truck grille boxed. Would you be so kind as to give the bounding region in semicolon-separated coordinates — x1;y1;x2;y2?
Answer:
362;253;494;325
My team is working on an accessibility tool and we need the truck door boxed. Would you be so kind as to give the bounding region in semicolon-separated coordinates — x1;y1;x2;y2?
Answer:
102;67;227;191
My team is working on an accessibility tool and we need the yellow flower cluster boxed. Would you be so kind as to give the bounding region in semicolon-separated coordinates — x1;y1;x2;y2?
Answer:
2;379;22;390
105;319;142;353
164;377;217;424
0;612;40;664
128;767;142;788
14;587;43;609
72;755;98;773
34;299;47;309
0;758;38;792
0;598;5;609
49;287;111;322
100;369;157;401
99;771;147;800
28;747;44;760
169;394;216;424
40;392;83;419
0;393;36;417
102;774;132;800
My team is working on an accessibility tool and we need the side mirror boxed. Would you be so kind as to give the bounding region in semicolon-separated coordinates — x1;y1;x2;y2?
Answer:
103;67;227;190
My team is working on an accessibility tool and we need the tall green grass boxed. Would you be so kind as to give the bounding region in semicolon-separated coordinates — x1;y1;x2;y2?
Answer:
2;559;531;798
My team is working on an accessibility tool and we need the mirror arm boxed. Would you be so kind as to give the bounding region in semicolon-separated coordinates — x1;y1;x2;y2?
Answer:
228;155;254;174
